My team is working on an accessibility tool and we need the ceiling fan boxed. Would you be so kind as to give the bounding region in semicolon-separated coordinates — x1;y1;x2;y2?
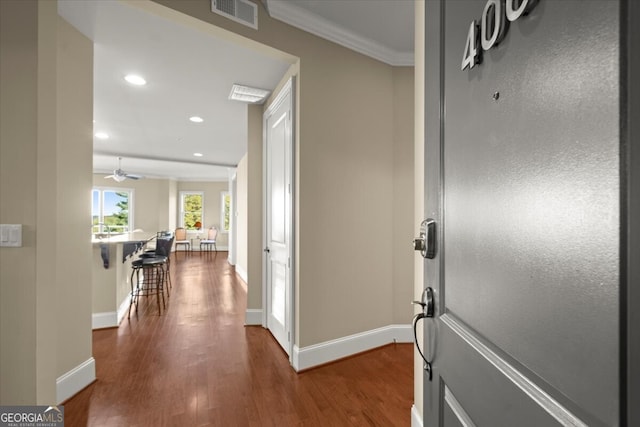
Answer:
104;157;143;182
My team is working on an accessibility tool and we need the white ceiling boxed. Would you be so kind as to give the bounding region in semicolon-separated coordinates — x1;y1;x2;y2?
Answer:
57;0;414;182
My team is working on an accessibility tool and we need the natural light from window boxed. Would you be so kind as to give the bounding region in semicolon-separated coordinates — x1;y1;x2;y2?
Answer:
221;191;231;233
180;191;204;230
92;188;133;235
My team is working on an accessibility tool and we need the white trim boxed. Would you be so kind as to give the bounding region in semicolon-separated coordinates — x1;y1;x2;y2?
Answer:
91;187;135;235
56;357;96;404
235;264;248;283
292;324;412;371
411;405;424;427
245;309;263;325
187;245;230;252
116;294;132;325
92;312;117;329
265;0;413;66
227;169;237;266
92;293;131;329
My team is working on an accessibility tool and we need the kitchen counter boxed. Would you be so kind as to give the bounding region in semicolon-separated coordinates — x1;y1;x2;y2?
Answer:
92;232;155;329
91;231;155;245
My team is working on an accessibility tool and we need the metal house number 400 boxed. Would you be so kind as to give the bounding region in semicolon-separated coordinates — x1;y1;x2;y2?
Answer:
461;0;539;71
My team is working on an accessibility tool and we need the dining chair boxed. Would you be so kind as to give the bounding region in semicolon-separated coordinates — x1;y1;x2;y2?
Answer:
174;227;190;252
200;227;218;252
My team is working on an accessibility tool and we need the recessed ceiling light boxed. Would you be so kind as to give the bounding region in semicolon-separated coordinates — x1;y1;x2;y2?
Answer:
124;74;146;86
189;116;204;123
193;153;204;157
95;132;109;140
229;84;271;104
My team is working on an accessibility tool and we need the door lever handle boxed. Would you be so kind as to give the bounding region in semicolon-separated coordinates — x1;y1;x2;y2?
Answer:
412;287;434;318
412;287;434;380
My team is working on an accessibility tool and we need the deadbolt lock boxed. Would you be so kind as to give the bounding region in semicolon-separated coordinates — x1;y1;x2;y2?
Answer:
413;237;426;251
413;219;436;259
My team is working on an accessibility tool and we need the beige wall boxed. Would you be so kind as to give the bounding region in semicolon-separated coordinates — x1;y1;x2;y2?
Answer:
1;1;93;404
246;104;264;310
168;179;177;231
149;0;415;347
1;0;39;403
393;67;415;324
92;245;117;313
297;52;395;344
55;15;94;386
156;179;176;234
236;154;249;280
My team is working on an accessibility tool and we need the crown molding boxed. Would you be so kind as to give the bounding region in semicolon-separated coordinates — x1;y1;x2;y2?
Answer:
264;0;414;66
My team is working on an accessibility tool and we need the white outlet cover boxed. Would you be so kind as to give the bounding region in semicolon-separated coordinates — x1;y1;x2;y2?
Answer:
0;224;22;247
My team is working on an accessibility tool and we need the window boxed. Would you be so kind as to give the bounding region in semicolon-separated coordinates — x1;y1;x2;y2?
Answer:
221;191;231;232
92;188;133;235
180;191;204;230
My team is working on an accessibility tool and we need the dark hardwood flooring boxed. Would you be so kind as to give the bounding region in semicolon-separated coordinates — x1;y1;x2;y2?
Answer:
64;252;413;426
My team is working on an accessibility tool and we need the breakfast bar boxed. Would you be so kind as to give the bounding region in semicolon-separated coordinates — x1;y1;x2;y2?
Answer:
91;232;154;329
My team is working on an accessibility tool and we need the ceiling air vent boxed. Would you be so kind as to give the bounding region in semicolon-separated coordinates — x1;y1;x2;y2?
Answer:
211;0;258;30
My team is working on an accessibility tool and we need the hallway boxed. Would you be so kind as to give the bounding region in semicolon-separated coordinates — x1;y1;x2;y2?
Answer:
64;252;413;426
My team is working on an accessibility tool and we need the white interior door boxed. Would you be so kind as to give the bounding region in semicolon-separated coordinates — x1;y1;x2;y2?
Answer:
264;78;294;355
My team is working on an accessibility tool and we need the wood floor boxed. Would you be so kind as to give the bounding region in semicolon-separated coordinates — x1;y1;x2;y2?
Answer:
64;252;413;426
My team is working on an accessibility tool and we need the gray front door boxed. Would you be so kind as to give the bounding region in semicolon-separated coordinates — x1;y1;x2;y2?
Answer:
422;1;629;426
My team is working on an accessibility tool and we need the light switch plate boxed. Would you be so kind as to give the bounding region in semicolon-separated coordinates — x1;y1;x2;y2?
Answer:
0;224;22;247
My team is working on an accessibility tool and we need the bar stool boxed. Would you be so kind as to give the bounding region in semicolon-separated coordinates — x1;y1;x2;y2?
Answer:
140;235;174;296
155;235;174;293
128;256;167;317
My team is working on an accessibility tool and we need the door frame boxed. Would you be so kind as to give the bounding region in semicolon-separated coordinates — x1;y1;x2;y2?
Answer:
421;1;640;425
262;76;296;361
624;0;640;424
228;170;237;265
422;0;443;421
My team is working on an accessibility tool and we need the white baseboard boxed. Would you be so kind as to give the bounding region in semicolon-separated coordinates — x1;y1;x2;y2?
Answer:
116;294;132;325
411;405;424;427
56;357;96;404
292;324;412;371
190;245;229;252
245;309;263;325
92;295;131;329
172;246;229;252
92;312;117;329
235;264;248;283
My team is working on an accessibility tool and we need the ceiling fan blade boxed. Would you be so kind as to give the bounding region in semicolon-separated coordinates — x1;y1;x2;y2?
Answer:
105;158;143;181
105;171;126;182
